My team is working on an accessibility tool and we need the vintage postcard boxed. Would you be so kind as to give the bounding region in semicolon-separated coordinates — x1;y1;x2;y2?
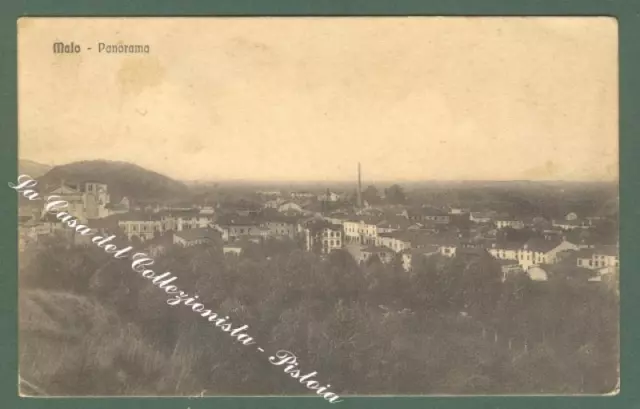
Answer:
16;17;618;398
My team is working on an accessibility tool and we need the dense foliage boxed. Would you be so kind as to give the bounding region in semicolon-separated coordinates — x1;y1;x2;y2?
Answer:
19;234;618;396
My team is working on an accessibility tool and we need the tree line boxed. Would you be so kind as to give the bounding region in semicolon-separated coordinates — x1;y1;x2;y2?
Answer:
19;233;618;396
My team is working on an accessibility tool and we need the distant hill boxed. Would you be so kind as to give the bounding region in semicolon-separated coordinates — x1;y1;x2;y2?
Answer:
19;159;52;178
38;160;190;203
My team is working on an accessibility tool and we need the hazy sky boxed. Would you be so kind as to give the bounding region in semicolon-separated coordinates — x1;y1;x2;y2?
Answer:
19;17;618;182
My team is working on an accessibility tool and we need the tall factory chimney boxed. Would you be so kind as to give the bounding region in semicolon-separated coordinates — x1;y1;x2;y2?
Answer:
356;162;363;208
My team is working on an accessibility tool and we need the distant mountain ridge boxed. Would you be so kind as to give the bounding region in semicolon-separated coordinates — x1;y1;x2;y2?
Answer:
38;160;190;203
19;159;52;178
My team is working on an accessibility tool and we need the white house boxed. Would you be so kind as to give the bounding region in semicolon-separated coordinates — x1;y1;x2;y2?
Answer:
117;212;164;241
495;219;525;230
376;231;413;253
517;239;579;270
576;245;619;270
304;220;343;254
215;215;264;242
343;218;379;245
487;242;520;261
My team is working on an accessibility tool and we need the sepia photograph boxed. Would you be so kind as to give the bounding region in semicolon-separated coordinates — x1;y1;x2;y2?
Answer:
16;17;618;397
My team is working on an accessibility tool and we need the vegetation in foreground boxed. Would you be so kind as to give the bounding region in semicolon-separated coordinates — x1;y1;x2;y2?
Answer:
19;235;618;396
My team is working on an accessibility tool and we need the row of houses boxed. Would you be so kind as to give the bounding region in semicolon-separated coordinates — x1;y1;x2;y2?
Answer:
85;209;216;241
19;180;618;283
296;204;619;281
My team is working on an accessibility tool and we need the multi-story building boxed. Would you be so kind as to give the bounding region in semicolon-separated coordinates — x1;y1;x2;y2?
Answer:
516;239;579;270
343;217;380;245
495;219;525;230
487;242;520;261
304;220;343;254
215;214;264;242
46;183;89;222
261;212;299;239
45;180;113;221
375;231;413;253
117;212;164;241
161;209;214;231
83;181;110;219
576;245;619;269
